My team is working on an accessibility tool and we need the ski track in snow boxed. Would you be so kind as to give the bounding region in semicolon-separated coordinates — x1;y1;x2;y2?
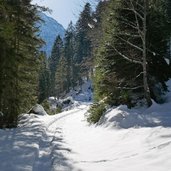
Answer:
0;98;171;171
32;106;89;171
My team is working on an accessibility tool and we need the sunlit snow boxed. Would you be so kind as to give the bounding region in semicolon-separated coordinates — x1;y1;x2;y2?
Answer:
0;80;171;171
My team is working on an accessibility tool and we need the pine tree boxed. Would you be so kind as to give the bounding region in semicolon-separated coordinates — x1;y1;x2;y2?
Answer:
49;35;63;96
75;3;93;82
64;22;76;90
0;0;45;128
93;0;171;107
90;0;109;49
38;53;50;103
146;0;171;102
55;55;68;98
166;0;171;70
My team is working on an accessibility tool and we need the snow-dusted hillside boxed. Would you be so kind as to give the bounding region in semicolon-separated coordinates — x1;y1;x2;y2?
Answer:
0;80;171;171
38;13;65;57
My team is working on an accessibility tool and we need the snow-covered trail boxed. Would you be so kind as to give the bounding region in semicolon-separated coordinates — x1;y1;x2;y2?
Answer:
41;105;89;171
0;103;171;171
41;104;171;171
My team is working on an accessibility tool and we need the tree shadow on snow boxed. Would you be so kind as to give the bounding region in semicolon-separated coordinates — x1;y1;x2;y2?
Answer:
100;105;171;129
0;113;81;171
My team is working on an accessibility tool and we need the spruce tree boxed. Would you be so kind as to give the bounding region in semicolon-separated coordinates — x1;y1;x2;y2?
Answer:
55;55;68;98
38;53;50;103
75;3;93;82
64;22;76;90
0;0;45;128
49;35;63;96
93;0;171;107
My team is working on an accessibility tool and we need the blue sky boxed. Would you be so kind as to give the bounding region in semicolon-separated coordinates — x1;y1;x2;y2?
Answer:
32;0;97;29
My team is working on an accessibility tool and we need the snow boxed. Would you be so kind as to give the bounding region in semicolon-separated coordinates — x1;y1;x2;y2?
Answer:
0;80;171;171
28;104;48;116
48;80;93;111
66;79;93;102
93;18;98;23
165;58;170;65
88;23;94;29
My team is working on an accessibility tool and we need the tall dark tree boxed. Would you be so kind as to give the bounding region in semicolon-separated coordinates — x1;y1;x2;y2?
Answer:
49;35;63;96
93;0;171;107
38;53;50;103
75;3;93;82
166;0;171;67
55;55;68;98
0;0;45;128
64;22;76;90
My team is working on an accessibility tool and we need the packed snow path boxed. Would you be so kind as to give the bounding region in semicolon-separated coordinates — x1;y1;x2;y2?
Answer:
0;103;171;171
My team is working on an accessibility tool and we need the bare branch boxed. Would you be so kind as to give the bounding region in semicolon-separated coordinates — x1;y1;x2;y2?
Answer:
136;0;145;10
119;19;139;30
129;0;144;41
147;48;158;56
117;32;141;38
122;7;144;20
112;46;142;65
116;35;143;52
116;85;143;90
135;72;144;79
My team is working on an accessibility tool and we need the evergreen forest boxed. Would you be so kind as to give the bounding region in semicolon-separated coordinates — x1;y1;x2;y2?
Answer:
1;0;171;128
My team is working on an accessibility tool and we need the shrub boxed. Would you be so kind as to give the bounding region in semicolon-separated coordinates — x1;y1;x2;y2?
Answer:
55;107;62;114
41;99;62;115
41;100;51;114
87;103;106;124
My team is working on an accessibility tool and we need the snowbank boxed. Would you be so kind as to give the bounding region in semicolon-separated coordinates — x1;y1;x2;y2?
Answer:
98;103;171;129
99;80;171;129
0;80;171;171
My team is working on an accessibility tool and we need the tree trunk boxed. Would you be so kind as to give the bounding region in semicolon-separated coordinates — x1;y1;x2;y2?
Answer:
142;0;152;106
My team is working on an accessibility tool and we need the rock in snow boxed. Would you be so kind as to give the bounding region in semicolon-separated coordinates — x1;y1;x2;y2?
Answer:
28;104;47;116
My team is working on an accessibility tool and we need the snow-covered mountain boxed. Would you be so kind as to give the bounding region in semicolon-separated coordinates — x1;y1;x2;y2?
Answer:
38;13;65;57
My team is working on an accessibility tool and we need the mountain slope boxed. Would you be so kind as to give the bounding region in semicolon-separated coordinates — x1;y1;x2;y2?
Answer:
38;13;65;57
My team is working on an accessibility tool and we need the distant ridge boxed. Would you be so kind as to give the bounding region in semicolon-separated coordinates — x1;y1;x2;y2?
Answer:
38;13;65;57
